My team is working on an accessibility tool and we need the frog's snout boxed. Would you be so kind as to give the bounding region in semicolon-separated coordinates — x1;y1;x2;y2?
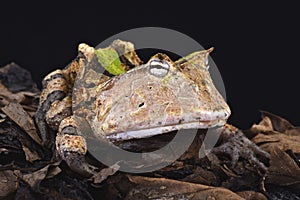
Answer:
196;108;230;122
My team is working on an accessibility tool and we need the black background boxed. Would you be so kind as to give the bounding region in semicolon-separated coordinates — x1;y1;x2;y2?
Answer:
1;2;299;129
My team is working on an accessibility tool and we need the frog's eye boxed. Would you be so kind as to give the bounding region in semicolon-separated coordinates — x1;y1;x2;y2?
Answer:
149;60;170;78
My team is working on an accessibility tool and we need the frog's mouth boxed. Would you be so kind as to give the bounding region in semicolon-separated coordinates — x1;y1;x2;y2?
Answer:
105;118;227;141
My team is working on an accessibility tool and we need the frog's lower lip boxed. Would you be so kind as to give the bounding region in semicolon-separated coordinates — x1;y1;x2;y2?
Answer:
106;119;227;141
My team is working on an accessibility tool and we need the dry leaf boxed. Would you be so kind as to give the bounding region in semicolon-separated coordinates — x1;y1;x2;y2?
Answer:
250;112;300;154
126;175;244;200
260;111;294;132
46;164;62;179
0;82;34;105
266;146;300;187
21;144;41;162
1;101;41;145
252;133;300;154
92;163;120;184
236;191;267;200
21;162;61;189
0;63;38;93
250;115;274;134
181;166;218;185
0;170;20;198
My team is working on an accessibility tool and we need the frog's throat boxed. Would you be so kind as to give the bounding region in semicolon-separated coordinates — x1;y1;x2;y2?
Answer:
105;119;226;141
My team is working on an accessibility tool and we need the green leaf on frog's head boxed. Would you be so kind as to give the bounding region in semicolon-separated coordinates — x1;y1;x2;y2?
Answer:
94;47;127;75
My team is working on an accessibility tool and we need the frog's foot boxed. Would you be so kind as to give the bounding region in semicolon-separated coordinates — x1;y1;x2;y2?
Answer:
211;124;270;173
56;116;98;177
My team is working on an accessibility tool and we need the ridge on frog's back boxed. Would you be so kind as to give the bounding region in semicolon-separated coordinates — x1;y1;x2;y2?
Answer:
88;48;231;140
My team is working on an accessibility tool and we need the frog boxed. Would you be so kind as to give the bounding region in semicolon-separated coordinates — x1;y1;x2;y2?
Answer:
35;40;269;177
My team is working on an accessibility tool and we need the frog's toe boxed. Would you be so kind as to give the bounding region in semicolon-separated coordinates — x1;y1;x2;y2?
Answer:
56;133;98;177
211;124;269;173
62;151;99;177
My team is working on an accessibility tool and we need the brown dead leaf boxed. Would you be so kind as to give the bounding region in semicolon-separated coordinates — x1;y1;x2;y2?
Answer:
249;111;300;155
0;170;20;198
0;82;39;107
260;111;294;132
181;166;218;185
21;144;41;162
92;163;120;184
21;162;61;189
250;115;274;134
1;101;41;145
250;111;295;134
236;191;267;200
46;164;62;179
0;63;38;93
22;166;49;189
266;146;300;187
126;175;244;200
252;133;300;154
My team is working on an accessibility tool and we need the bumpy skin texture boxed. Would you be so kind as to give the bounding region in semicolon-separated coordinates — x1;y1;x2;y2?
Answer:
213;124;270;173
35;40;268;176
35;40;142;176
34;47;90;175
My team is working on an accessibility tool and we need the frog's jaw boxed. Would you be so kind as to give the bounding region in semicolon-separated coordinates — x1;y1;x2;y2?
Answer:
105;118;226;141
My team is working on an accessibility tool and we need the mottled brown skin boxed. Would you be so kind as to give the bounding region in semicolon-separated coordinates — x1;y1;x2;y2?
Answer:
91;51;230;140
35;40;142;175
213;124;270;172
35;40;269;176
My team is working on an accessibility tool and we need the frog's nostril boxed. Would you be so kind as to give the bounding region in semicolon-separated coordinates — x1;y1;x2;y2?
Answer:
138;102;145;108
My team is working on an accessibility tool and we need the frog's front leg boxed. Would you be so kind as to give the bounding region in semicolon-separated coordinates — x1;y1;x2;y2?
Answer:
35;69;70;148
34;44;100;176
211;124;270;173
56;116;98;177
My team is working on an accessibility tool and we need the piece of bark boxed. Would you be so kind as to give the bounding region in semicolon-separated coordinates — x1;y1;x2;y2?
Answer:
126;175;244;200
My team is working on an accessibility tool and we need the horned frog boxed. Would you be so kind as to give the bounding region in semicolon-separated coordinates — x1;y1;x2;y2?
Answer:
35;40;267;176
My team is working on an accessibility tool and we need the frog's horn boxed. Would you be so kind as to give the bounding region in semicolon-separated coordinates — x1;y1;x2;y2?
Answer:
175;47;214;68
206;47;214;54
78;43;95;62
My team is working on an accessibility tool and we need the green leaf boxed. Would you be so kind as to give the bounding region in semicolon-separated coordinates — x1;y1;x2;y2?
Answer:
94;47;126;75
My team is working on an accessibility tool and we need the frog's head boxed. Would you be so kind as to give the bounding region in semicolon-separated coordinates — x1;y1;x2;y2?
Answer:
92;49;231;140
